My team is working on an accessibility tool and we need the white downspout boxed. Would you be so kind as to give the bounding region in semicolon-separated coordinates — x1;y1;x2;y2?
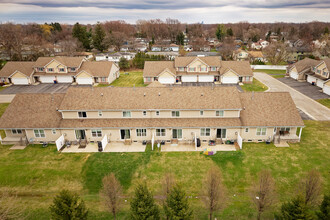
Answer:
298;127;303;141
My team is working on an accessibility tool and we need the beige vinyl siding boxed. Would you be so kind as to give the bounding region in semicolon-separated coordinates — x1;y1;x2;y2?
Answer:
25;129;62;142
5;129;25;137
187;59;208;72
108;63;119;84
61;110;241;119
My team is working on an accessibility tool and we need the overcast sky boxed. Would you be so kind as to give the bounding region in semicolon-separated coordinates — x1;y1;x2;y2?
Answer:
0;0;329;24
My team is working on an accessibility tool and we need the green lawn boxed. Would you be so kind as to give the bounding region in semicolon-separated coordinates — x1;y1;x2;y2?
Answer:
240;79;268;92
253;69;286;78
108;70;147;87
317;98;330;109
0;120;329;219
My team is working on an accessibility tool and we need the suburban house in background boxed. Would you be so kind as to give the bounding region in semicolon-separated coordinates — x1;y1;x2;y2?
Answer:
248;51;266;63
288;58;330;95
143;56;253;85
0;56;119;85
0;87;304;149
95;52;136;62
251;40;269;50
233;49;249;61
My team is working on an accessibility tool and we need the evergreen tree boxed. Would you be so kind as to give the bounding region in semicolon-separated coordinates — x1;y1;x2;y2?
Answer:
72;22;91;50
226;28;233;37
130;183;160;220
92;22;107;52
119;57;130;70
215;24;226;41
50;22;62;32
176;32;185;45
49;190;88;220
276;196;314;220
324;27;329;35
317;194;330;220
164;184;193;220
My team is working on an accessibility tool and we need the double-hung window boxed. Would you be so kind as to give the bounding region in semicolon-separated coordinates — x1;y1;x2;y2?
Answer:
91;129;102;137
200;111;204;116
188;67;196;72
200;66;207;72
98;111;103;117
280;127;290;132
78;111;87;118
123;111;131;118
136;129;147;137
171;111;180;117
178;67;184;71
47;68;54;72
211;66;217;71
59;68;65;72
216;110;224;117
34;129;45;138
156;128;166;136
256;128;267;136
37;67;44;72
11;129;22;134
200;128;210;136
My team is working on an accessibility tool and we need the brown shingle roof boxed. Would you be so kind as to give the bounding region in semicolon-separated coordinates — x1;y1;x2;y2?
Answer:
174;56;221;67
0;93;64;128
60;118;241;128
0;61;34;77
220;61;253;76
248;51;264;58
59;87;242;111
147;81;166;87
239;92;304;127
289;58;321;73
34;57;84;67
78;61;115;77
143;61;176;77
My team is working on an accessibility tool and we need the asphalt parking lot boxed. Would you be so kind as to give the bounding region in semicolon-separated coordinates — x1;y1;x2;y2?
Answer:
277;77;329;100
0;84;91;94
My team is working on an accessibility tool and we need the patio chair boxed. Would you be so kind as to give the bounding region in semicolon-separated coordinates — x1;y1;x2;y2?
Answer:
42;142;48;148
65;141;71;148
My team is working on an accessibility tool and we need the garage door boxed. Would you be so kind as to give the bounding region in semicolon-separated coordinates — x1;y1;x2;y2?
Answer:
57;76;73;83
40;76;56;83
198;75;214;82
182;75;197;82
77;77;93;85
222;76;238;84
158;77;175;84
11;78;29;85
316;79;324;88
307;75;316;84
290;71;298;80
323;85;330;96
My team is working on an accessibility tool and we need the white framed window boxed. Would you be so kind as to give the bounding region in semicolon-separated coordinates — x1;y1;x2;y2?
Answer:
211;66;217;71
98;111;103;117
11;129;22;134
171;111;180;117
59;68;65;72
200;67;207;71
123;111;131;118
34;129;45;138
245;128;249;133
101;77;107;82
200;110;204;116
280;127;291;132
216;110;224;117
78;111;87;118
136;129;147;137
52;129;56;135
172;129;182;139
256;128;267;136
47;68;54;72
188;67;196;72
178;67;185;71
146;77;151;82
70;67;76;72
200;128;210;136
156;111;160;116
156;128;166;136
91;129;102;137
37;67;44;72
246;76;250;81
143;111;147;116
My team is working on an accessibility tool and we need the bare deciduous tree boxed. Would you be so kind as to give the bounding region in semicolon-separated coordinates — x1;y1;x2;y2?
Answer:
263;42;289;65
162;173;176;198
100;173;122;220
202;166;225;220
301;169;322;206
251;170;276;220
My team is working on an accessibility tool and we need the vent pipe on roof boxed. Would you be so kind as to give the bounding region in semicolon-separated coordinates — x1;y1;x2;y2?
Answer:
144;93;146;97
101;93;103;97
158;92;161;96
201;93;204;96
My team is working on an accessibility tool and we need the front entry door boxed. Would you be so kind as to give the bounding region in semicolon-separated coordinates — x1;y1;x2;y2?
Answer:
75;130;86;140
120;129;130;139
216;129;226;139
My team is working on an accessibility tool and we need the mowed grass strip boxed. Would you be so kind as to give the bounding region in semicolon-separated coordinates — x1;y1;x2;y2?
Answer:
240;79;268;92
317;98;330;109
254;69;286;78
110;70;146;87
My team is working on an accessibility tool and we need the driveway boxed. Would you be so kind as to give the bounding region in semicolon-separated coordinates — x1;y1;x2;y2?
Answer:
0;84;71;94
254;72;330;121
277;77;329;100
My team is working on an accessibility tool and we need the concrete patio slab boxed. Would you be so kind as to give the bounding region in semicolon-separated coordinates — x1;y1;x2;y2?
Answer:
275;141;289;148
10;145;27;150
161;143;236;152
61;142;146;153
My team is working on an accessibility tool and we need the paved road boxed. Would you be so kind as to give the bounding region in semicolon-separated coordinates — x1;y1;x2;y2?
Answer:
0;94;15;103
254;72;330;121
277;77;329;100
